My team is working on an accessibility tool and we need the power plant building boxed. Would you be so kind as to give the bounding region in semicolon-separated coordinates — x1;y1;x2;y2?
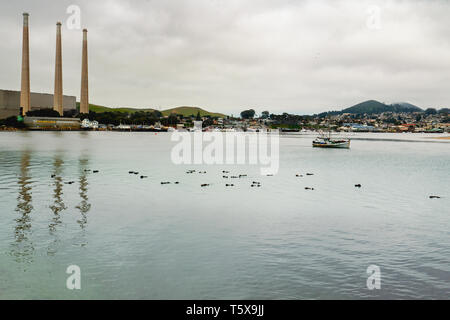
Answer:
0;89;76;119
24;116;80;130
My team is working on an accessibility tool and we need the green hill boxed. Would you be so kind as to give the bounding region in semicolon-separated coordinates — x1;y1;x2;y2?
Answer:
342;100;422;114
390;102;423;112
77;103;226;118
161;106;226;118
92;106;156;113
76;103;155;114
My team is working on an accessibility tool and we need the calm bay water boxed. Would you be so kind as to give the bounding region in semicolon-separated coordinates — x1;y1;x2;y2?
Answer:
0;131;449;299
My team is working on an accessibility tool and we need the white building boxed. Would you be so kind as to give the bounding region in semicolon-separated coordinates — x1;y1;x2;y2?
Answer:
193;120;203;131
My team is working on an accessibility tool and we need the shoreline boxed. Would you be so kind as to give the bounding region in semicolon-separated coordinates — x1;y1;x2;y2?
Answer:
1;127;450;136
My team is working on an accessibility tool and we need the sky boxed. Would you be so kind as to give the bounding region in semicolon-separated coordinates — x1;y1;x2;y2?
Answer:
0;0;449;115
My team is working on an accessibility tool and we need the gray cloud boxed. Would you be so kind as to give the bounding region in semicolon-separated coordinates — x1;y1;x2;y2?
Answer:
0;0;449;115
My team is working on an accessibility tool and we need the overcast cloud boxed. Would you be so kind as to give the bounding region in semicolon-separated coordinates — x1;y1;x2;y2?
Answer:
1;0;449;115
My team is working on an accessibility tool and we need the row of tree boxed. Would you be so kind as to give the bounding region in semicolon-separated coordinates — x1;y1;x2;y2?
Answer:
317;108;449;118
3;106;449;129
80;110;217;126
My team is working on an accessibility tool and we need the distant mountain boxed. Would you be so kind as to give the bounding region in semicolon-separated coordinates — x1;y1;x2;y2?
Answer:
342;100;390;114
341;100;423;114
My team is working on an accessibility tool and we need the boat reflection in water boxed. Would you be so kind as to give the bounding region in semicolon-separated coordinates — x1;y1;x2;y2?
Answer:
11;150;35;263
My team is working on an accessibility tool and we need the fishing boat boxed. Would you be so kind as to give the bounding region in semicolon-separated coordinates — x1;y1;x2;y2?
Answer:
312;132;350;148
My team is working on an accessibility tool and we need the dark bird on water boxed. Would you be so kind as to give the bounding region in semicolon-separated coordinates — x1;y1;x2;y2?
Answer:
251;181;261;187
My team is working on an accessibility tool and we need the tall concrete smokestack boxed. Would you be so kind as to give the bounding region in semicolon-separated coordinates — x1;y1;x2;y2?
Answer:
80;29;89;114
53;22;63;116
20;13;31;116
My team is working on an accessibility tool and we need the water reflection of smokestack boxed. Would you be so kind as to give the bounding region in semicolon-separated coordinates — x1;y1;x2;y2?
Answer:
76;157;91;230
48;154;66;255
12;150;34;263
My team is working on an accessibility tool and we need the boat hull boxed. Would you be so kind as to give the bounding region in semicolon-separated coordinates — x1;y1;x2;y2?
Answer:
312;141;350;148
